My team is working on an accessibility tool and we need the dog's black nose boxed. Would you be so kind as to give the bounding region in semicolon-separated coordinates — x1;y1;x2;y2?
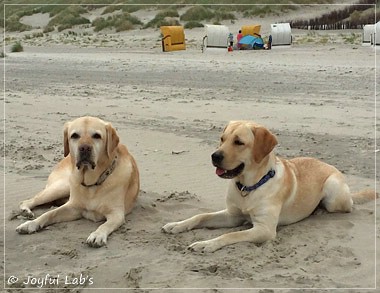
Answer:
79;144;92;155
211;151;224;165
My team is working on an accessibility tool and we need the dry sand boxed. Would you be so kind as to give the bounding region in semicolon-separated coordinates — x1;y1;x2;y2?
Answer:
1;8;379;293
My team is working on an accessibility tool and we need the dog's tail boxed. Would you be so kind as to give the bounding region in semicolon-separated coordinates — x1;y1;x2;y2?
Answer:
351;189;378;204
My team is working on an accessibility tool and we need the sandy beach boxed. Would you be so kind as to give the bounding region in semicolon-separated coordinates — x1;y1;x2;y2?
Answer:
1;6;379;292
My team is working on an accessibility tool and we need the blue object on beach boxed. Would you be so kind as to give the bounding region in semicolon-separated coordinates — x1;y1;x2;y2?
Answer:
238;35;264;49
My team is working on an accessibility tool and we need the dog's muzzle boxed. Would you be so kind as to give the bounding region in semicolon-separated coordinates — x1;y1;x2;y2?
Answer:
76;144;96;169
211;151;244;179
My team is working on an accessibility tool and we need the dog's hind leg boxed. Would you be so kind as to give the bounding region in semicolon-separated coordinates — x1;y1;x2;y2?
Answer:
18;179;70;219
16;201;82;234
321;173;353;213
17;157;71;219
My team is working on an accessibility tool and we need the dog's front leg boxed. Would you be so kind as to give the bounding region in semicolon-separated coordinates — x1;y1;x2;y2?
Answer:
16;202;82;234
86;212;124;248
162;209;245;234
188;206;281;253
188;222;276;253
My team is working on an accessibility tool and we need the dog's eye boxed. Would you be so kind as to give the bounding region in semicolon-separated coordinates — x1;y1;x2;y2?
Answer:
71;133;79;139
220;137;224;143
234;140;244;146
92;133;101;139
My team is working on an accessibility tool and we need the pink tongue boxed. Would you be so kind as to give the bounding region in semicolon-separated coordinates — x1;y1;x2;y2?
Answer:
216;167;226;176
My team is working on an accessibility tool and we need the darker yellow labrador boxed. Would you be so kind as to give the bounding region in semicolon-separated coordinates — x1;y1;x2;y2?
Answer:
163;120;376;252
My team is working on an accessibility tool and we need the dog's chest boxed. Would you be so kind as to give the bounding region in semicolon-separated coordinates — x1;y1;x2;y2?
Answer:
81;195;106;222
82;210;105;222
228;185;268;216
71;186;108;221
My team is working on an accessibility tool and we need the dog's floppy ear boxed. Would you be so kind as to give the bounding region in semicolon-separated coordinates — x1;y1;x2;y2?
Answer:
63;122;70;157
106;123;119;158
252;127;278;163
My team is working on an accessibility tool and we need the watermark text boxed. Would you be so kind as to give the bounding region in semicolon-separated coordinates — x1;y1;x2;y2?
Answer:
7;273;94;288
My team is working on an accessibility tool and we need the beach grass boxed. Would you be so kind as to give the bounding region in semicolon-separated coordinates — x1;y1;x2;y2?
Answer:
143;8;180;28
93;12;142;32
184;21;204;29
11;41;23;52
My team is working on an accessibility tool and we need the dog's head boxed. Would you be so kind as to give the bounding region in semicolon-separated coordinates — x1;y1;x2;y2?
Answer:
63;116;119;170
212;121;278;179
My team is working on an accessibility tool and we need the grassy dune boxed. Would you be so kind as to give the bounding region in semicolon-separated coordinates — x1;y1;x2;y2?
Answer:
0;0;377;51
1;0;364;33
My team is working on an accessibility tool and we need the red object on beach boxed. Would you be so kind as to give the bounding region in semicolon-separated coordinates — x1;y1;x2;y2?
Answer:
228;46;233;52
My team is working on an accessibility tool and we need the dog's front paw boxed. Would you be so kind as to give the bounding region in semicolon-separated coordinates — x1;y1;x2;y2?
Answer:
86;231;107;248
16;220;41;234
188;239;221;253
161;221;188;234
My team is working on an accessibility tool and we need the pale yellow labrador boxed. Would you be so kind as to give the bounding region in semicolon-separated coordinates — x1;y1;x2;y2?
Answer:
162;120;376;252
16;116;140;247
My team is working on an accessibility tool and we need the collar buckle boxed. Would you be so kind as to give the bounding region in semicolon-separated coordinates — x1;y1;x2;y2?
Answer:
240;188;250;197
